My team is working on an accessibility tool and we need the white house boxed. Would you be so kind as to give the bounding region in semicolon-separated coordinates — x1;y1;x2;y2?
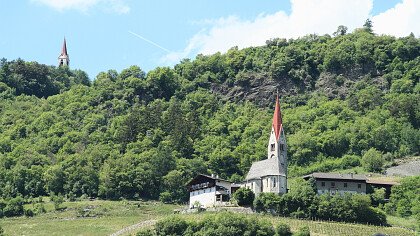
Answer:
242;95;288;195
187;174;239;208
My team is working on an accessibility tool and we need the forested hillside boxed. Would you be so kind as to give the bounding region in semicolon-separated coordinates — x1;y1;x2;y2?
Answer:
0;27;419;204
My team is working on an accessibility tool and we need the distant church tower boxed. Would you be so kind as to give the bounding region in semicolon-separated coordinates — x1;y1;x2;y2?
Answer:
58;38;69;67
243;93;288;195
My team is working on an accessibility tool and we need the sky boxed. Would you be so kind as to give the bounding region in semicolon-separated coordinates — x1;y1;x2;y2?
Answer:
0;0;419;79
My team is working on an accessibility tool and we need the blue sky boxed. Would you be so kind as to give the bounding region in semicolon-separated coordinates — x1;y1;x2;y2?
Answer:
0;0;418;79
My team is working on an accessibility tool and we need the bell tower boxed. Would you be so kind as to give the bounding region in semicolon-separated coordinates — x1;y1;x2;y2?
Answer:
58;38;70;67
266;93;287;192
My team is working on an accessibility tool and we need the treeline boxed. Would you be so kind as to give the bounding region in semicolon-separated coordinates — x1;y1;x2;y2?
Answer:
0;28;419;205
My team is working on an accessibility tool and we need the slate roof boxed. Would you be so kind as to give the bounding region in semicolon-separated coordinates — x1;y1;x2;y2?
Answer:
303;172;367;181
245;157;284;180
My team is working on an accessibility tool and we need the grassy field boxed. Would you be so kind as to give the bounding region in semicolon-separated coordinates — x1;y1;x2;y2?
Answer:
0;199;178;236
0;200;417;236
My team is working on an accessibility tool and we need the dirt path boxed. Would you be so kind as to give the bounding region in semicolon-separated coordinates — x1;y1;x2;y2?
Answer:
109;219;157;236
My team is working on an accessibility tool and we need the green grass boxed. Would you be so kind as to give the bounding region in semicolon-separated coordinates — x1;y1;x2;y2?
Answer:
0;199;179;236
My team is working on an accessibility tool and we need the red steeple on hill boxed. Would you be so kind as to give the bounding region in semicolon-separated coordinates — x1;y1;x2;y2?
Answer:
272;94;283;141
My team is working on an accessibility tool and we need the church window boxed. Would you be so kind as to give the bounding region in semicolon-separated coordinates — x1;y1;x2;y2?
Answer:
344;183;348;188
321;182;325;187
358;184;361;189
270;144;275;151
273;178;276;187
331;182;335;187
280;144;284;151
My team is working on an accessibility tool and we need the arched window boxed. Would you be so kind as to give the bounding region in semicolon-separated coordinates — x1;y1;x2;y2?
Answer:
273;177;276;187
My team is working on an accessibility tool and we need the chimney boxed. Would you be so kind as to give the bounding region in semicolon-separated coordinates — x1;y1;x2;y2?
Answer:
216;175;219;179
211;174;214;178
350;173;353;178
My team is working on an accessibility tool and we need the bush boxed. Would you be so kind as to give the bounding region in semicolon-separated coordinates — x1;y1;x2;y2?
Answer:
232;187;255;206
295;225;310;236
24;208;34;217
3;196;24;217
362;148;384;172
50;193;64;211
136;228;156;236
0;225;4;236
33;203;46;215
276;223;292;236
155;216;188;236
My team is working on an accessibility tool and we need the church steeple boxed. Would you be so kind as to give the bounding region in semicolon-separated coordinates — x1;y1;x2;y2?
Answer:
58;38;70;67
272;94;283;141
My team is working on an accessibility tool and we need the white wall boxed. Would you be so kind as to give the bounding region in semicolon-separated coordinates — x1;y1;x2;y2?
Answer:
189;187;216;208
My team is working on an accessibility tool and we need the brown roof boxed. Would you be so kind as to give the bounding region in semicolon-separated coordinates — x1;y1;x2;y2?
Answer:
366;179;400;186
303;172;367;181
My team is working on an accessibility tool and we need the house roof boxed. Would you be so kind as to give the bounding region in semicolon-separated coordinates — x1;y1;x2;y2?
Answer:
272;94;283;141
245;157;284;180
186;174;231;186
366;179;400;186
303;172;367;181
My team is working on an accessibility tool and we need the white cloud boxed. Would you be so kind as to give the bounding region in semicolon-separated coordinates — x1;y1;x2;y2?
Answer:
31;0;130;14
373;0;420;37
163;0;419;64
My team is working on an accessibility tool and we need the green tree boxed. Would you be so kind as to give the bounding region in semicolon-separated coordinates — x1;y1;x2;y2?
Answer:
232;187;255;206
362;148;384;172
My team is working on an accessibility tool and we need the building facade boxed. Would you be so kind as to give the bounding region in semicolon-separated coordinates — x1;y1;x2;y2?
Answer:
187;174;239;208
303;173;367;195
242;95;288;195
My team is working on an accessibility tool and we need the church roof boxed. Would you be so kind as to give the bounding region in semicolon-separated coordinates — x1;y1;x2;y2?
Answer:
60;38;68;56
272;95;283;141
245;157;284;180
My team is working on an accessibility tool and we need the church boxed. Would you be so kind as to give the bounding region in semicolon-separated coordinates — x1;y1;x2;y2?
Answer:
241;94;288;195
187;95;288;208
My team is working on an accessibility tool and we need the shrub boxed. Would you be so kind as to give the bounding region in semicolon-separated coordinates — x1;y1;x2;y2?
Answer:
33;203;46;215
295;225;310;236
276;223;292;236
51;193;64;211
136;228;156;236
232;187;255;206
24;208;34;217
362;148;384;172
155;216;188;236
3;196;24;217
0;225;4;236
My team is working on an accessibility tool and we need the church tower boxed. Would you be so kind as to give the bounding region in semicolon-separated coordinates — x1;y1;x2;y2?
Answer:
266;94;288;192
58;38;69;67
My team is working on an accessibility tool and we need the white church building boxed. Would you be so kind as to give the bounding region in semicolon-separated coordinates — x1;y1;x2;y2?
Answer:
241;95;288;195
187;95;288;208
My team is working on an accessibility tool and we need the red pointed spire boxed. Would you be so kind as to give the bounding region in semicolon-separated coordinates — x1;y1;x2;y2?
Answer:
272;93;283;141
61;38;68;56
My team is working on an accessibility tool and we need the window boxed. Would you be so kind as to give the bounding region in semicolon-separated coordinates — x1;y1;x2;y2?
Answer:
321;182;325;187
266;178;269;186
270;144;275;151
331;182;335;187
280;144;284;151
273;178;276;187
358;184;361;189
251;182;254;189
344;183;348;188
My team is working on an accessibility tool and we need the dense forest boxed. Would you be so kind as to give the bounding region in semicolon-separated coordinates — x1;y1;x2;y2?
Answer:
0;25;419;208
